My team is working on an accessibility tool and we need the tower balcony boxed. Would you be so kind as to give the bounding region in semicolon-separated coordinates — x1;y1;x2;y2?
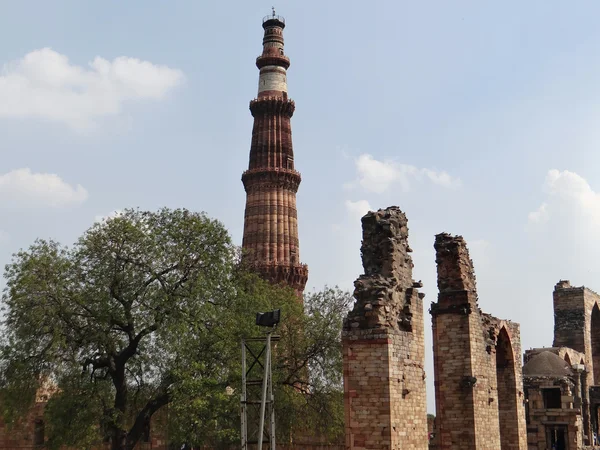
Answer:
249;96;295;117
256;53;290;70
241;168;302;193
247;260;308;299
262;15;285;29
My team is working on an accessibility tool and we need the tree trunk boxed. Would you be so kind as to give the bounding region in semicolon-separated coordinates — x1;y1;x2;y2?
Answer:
111;363;129;450
111;429;128;450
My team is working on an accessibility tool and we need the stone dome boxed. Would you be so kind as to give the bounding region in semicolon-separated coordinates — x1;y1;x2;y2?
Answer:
523;351;573;377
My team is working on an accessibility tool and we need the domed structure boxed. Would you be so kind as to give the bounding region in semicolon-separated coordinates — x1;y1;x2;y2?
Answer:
523;351;573;377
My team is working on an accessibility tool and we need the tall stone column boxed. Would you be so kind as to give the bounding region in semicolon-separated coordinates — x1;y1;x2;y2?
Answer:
342;207;427;450
430;234;527;450
241;12;308;296
430;234;485;450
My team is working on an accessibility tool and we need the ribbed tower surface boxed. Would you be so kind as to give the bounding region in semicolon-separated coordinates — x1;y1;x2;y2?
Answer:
241;13;308;297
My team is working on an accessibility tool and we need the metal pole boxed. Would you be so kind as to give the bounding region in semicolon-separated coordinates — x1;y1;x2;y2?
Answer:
257;332;271;449
268;340;276;450
241;339;248;450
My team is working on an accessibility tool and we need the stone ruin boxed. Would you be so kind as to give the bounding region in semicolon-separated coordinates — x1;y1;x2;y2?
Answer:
342;206;600;450
342;208;529;450
347;206;424;332
430;233;527;450
342;207;427;450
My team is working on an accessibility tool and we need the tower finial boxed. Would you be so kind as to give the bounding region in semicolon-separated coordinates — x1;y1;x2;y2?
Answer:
272;6;276;17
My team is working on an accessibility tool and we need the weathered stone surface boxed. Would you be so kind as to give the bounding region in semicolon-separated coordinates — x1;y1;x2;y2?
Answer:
523;347;584;450
550;279;600;444
342;206;427;450
433;233;477;294
430;233;527;450
345;207;419;333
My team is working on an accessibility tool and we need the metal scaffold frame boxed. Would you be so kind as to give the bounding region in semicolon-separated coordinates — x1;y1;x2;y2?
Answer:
241;333;279;450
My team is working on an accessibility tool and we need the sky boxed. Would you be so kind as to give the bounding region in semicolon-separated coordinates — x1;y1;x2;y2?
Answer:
2;1;600;413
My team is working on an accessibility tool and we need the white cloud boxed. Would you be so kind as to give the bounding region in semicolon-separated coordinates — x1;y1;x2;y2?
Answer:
0;230;9;245
350;154;461;194
0;168;88;207
345;199;372;219
528;202;549;224
528;169;600;226
0;48;185;131
94;209;123;223
526;169;600;288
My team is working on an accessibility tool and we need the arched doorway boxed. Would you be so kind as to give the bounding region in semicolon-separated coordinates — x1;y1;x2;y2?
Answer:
496;327;520;450
591;304;600;384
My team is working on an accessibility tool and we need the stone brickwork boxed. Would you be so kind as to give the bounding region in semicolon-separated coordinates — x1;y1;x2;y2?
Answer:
0;398;168;449
430;233;527;450
524;378;582;450
241;14;308;296
522;349;586;450
552;280;600;442
342;207;427;450
553;280;600;386
0;402;44;449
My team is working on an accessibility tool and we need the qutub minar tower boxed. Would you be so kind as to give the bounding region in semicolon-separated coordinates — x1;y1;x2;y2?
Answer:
241;10;308;297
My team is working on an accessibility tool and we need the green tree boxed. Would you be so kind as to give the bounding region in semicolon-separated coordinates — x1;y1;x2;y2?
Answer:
166;283;352;447
0;208;350;450
273;287;350;445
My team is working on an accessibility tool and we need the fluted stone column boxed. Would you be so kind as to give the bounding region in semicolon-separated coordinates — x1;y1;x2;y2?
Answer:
241;13;308;297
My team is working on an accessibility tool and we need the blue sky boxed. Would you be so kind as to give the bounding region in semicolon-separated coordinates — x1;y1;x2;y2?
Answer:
2;1;600;413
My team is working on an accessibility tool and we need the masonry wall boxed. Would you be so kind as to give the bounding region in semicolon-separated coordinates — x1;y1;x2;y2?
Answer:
524;377;582;450
553;281;600;384
342;207;427;450
430;233;527;450
552;280;600;442
0;402;44;449
0;400;168;450
431;289;477;449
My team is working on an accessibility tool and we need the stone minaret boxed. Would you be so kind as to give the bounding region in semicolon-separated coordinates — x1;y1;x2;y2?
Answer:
241;11;308;297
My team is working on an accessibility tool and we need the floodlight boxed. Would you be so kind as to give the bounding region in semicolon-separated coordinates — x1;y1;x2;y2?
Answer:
256;309;281;327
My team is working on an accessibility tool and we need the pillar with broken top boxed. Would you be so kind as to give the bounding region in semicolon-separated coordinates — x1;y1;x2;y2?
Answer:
342;206;427;450
430;233;527;450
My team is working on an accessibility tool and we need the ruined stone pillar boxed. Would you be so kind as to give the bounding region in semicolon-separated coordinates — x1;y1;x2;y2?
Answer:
342;207;427;450
430;233;484;450
430;233;527;450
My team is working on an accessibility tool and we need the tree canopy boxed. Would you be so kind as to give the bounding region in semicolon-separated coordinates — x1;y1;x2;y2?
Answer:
0;208;350;449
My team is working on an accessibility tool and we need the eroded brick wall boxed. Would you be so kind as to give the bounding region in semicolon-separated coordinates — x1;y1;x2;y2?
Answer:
552;280;600;441
524;376;582;450
430;233;526;450
0;403;44;449
553;281;588;356
0;401;168;450
553;281;600;385
342;207;427;450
